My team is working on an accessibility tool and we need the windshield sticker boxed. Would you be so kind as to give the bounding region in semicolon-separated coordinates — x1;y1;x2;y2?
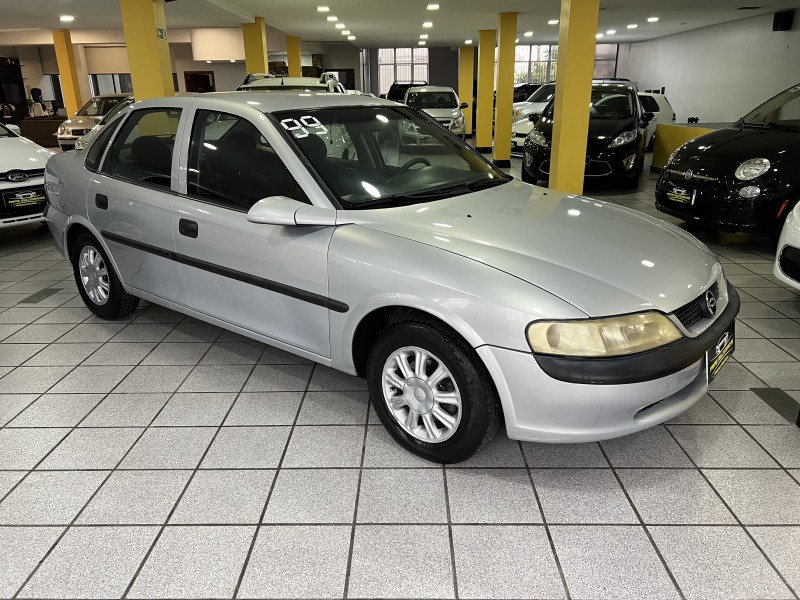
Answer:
280;116;328;139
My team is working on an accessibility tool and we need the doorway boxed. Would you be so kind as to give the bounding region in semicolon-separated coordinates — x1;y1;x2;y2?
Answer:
184;71;216;93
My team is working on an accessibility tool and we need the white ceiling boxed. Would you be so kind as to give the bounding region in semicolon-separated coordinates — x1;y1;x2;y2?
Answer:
0;0;798;48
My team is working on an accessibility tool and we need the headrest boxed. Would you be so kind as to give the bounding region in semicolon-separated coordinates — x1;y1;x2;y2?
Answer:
296;134;327;163
131;136;171;175
207;129;257;176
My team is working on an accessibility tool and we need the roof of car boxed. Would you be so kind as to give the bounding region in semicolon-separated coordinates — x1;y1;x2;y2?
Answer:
134;91;397;113
405;86;456;94
91;93;131;99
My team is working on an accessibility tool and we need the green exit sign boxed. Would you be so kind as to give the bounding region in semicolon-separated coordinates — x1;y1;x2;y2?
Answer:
156;27;168;40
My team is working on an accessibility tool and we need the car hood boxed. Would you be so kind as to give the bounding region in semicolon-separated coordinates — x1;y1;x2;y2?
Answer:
61;115;100;130
0;136;53;170
513;101;548;116
538;115;636;143
421;108;461;119
348;181;718;317
675;125;798;164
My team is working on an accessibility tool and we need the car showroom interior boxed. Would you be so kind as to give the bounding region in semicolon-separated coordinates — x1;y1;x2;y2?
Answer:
0;0;799;598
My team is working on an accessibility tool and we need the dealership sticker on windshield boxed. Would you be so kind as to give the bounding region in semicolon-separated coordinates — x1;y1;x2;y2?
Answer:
667;185;694;204
707;324;735;383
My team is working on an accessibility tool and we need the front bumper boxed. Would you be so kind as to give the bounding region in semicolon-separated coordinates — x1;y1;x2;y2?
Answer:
523;139;641;181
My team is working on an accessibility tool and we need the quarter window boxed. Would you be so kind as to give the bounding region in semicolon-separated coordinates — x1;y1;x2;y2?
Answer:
85;120;122;172
102;108;181;190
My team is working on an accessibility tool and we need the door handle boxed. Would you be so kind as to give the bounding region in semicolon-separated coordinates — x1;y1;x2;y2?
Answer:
179;219;199;238
95;194;108;210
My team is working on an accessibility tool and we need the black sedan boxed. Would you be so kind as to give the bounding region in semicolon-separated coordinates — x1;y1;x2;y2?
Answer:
656;83;800;239
522;82;653;188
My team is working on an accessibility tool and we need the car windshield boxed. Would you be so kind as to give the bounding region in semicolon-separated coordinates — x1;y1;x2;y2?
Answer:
741;84;800;128
77;97;125;117
98;97;133;125
273;106;510;209
0;123;15;137
406;91;457;109
526;84;555;104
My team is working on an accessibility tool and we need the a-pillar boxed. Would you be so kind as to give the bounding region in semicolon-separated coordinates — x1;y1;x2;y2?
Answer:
243;16;269;74
493;12;517;167
549;0;600;194
119;0;174;100
474;29;496;153
286;35;302;77
458;46;475;137
52;30;84;117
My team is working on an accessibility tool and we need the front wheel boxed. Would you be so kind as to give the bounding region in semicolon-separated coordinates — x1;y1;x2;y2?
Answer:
367;320;500;463
71;233;139;319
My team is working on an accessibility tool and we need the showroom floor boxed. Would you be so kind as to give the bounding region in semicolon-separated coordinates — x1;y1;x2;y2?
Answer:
1;157;799;600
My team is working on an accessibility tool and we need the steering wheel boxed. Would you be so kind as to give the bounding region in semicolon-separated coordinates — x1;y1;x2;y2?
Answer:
397;157;432;174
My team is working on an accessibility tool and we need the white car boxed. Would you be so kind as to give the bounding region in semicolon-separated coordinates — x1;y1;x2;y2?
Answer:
57;94;130;150
0;123;54;229
774;203;800;293
638;92;676;150
403;86;467;138
237;73;346;93
512;83;555;125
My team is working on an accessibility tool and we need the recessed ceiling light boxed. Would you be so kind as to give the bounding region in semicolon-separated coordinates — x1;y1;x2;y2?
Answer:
465;39;472;44
59;15;75;22
348;35;356;40
515;38;519;43
230;59;235;62
595;32;604;38
423;21;433;28
548;19;559;25
206;60;212;64
523;31;534;37
606;29;616;34
326;15;338;21
647;16;659;22
420;34;428;39
317;5;329;11
418;40;426;45
627;23;638;28
427;3;439;9
341;30;350;35
335;23;345;28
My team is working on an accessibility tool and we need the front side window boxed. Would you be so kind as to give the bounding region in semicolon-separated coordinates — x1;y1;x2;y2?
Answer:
527;84;555;104
102;108;181;189
275;106;510;209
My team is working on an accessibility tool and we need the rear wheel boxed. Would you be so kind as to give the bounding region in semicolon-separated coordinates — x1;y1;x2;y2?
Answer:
71;233;139;319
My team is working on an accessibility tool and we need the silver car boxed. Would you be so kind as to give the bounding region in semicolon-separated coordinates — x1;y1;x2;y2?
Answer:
44;92;739;463
404;86;467;138
57;94;130;150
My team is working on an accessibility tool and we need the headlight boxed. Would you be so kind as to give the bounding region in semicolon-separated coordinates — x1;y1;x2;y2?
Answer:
57;124;66;135
451;115;465;128
608;130;637;148
527;312;682;357
513;109;521;118
527;129;549;147
734;158;770;180
75;137;88;151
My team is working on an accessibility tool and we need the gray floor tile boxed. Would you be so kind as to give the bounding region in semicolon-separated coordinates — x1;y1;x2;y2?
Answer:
0;393;38;426
711;390;788;424
668;425;779;468
3;324;74;344
223;392;303;426
618;468;735;524
239;525;350;599
0;343;46;366
243;364;313;392
133;306;184;324
742;361;800;389
708;362;767;390
453;525;565;599
732;320;764;339
650;525;793;600
532;468;637;524
0;471;107;524
161;321;222;343
736;302;787;319
774;338;800;361
745;425;800;467
200;341;264;365
742;317;800;339
47;365;133;394
178;363;253;393
8;393;104;427
110;323;174;343
82;342;158;366
348;525;454;599
522;441;609;468
38;427;143;470
358;468;446;523
114;365;193;393
22;342;101;367
79;393;171;427
362;425;437;468
282;425;365;468
258;345;313;364
0;526;64;597
447;468;541;523
128;525;254;599
770;301;800;319
0;307;51;323
32;306;92;324
0;428;69;470
748;526;800;597
54;323;125;344
704;469;800;525
727;274;778;288
140;342;211;366
78;470;192;525
602;426;692;467
308;365;367;391
733;338;795;362
0;366;73;394
667;394;736;424
171;469;274;524
551;525;679;600
152;392;236;426
264;468;358;524
0;323;25;341
452;435;526;468
201;426;290;469
0;471;24;498
120;427;216;469
20;526;158;599
296;390;369;425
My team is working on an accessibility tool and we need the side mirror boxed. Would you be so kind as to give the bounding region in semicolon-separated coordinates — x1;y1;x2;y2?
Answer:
7;124;20;135
641;111;655;123
528;113;541;123
459;102;469;110
247;196;336;227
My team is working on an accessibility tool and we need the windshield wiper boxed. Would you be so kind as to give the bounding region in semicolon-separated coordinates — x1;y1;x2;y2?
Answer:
765;121;800;132
350;177;511;210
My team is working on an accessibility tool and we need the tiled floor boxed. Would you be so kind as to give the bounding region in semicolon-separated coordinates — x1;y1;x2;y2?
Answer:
0;156;799;599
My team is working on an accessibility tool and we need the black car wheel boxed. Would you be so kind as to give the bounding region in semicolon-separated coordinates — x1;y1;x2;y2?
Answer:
71;233;139;319
521;168;538;184
367;318;500;464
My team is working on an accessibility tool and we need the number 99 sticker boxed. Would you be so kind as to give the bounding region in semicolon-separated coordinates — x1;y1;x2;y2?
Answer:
280;116;329;139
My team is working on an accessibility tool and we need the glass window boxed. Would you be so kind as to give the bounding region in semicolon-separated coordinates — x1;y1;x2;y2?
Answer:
102;108;181;190
77;96;126;117
85;120;122;171
187;110;306;211
639;95;660;113
377;48;429;96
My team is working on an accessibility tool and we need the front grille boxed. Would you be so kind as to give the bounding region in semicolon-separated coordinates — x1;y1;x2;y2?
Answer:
779;246;800;282
673;281;719;328
0;168;45;181
514;133;527;138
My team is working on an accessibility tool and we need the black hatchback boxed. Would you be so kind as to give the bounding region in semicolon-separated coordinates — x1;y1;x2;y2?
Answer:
656;83;800;239
522;82;652;188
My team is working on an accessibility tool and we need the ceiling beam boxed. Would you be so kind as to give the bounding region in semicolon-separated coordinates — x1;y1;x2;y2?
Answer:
202;0;254;23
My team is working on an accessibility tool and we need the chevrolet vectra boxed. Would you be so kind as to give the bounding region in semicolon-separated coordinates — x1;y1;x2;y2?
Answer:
44;92;738;463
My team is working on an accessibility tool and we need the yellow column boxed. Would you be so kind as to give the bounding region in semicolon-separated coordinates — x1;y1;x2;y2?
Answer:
119;0;174;100
493;12;517;167
286;35;302;77
475;29;496;153
243;16;269;74
549;0;600;194
458;46;475;137
52;30;84;117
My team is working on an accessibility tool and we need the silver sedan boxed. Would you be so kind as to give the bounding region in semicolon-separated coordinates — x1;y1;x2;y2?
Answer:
43;92;738;463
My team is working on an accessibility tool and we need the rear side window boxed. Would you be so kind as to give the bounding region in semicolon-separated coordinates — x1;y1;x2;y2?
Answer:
85;121;121;172
639;95;660;112
102;108;182;190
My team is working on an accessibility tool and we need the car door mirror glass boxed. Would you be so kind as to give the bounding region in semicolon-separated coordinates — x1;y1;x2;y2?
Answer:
247;196;336;227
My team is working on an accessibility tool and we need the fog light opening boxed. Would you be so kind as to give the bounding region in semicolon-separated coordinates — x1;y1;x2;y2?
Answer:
739;186;761;199
623;155;636;170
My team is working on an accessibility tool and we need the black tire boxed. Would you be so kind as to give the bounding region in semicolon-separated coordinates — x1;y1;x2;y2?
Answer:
521;166;538;184
367;318;500;464
71;233;139;319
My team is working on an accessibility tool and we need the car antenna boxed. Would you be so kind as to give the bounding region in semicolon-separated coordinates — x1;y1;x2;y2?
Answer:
280;76;284;86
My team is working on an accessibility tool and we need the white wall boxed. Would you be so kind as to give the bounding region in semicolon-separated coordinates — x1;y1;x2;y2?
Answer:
171;43;246;92
617;12;800;123
84;46;130;73
323;42;361;89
